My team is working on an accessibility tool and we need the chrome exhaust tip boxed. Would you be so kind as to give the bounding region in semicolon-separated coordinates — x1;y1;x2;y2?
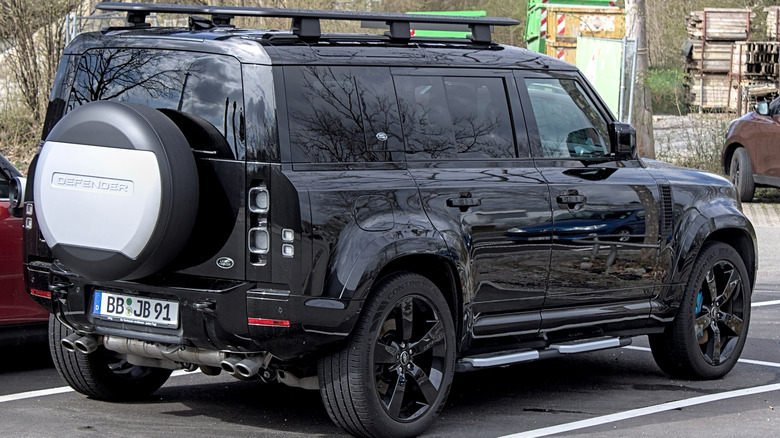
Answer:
60;333;81;352
220;356;241;375
73;336;101;354
235;358;262;378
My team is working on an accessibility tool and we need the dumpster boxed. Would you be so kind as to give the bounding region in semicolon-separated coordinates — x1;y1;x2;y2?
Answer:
544;5;625;63
525;0;616;53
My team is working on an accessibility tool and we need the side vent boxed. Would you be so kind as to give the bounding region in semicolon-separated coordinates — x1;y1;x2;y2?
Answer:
660;184;674;235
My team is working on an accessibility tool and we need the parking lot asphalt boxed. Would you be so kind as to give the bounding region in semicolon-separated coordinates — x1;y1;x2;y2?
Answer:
0;205;778;437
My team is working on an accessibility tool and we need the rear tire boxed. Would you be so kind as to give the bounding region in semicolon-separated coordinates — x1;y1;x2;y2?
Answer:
649;242;751;379
729;148;755;202
318;273;456;438
49;315;171;400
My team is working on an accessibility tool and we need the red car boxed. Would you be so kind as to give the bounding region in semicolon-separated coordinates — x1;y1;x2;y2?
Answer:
723;98;780;201
0;153;48;346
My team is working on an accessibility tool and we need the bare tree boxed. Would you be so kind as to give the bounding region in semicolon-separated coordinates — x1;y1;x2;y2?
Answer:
0;0;78;120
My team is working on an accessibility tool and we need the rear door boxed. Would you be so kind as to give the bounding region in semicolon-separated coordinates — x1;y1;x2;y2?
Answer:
0;158;47;324
517;72;661;335
394;69;552;340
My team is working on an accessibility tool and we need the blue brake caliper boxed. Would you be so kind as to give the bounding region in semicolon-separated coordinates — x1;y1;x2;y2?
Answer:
695;289;704;340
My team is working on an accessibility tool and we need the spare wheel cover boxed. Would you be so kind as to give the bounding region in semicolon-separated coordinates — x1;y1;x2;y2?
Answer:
34;101;199;281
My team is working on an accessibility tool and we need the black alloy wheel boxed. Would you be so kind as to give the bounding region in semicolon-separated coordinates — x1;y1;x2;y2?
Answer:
691;258;748;367
373;294;449;422
649;241;751;379
318;273;455;438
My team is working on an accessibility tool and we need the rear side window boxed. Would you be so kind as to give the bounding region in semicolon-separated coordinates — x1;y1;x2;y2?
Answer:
68;49;245;159
285;66;403;163
524;78;609;159
396;75;515;160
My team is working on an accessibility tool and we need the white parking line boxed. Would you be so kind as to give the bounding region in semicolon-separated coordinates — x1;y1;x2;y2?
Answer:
752;299;780;307
0;387;73;404
0;369;195;405
503;344;780;438
625;345;780;369
499;383;780;438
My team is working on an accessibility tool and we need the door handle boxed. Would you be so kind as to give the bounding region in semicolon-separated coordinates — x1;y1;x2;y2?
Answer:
556;195;586;204
556;193;587;209
447;195;481;212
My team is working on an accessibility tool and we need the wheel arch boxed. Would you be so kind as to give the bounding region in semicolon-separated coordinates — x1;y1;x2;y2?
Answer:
334;231;464;349
722;142;744;175
373;254;463;344
665;206;757;313
703;227;757;290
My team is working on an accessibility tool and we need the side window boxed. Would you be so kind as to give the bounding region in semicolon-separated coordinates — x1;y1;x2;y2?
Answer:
771;98;780;116
524;78;609;159
396;75;515;160
285;66;403;163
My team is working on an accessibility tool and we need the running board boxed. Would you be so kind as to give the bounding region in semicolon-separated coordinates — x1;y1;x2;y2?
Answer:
456;336;632;372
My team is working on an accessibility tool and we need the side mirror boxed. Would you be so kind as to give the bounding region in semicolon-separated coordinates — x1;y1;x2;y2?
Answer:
609;122;636;159
756;101;770;116
9;176;26;218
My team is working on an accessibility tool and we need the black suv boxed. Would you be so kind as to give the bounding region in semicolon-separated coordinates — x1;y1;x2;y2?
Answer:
18;3;756;437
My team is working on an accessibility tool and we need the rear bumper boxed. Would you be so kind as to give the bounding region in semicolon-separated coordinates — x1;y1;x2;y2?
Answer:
25;261;361;361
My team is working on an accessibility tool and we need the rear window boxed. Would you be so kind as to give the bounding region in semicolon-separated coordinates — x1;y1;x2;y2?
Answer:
68;49;245;159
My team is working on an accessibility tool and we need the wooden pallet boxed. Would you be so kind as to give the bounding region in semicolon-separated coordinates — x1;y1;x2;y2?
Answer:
686;8;754;41
766;6;780;41
686;41;733;73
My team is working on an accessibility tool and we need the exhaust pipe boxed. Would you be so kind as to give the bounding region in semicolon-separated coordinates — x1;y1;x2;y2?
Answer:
220;356;241;375
73;336;101;354
235;357;262;378
60;333;81;352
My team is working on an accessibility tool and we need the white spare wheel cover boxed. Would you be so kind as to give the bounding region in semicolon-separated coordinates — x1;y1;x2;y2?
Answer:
34;101;199;281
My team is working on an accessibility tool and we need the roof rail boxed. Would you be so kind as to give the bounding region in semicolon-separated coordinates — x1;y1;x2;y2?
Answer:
95;2;519;43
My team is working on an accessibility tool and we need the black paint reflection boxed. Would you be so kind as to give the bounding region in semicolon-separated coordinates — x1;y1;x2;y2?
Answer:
508;209;645;244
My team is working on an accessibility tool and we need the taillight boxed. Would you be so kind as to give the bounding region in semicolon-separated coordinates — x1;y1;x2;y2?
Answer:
248;183;269;266
247;182;296;264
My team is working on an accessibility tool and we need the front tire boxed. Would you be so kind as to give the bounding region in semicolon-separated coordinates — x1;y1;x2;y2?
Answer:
318;273;456;438
49;315;172;400
730;148;755;202
649;242;751;379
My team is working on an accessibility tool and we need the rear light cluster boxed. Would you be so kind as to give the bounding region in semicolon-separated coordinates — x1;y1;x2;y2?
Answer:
247;183;296;266
248;185;270;265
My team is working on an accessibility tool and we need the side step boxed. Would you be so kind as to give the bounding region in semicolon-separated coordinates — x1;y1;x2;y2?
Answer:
456;336;632;372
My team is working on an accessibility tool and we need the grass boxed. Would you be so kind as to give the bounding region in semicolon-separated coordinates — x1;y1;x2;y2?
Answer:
654;112;733;175
646;68;688;116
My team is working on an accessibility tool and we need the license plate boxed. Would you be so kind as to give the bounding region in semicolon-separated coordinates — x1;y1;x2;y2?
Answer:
93;291;179;328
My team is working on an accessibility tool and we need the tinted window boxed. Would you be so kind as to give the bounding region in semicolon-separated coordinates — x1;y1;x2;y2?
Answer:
68;49;245;159
397;75;515;160
243;64;279;162
0;171;8;199
285;66;403;163
524;78;609;159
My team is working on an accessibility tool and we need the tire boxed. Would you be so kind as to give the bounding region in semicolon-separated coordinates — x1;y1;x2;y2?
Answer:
49;315;171;400
318;273;456;438
729;148;755;202
615;227;631;243
649;242;751;380
34;101;199;281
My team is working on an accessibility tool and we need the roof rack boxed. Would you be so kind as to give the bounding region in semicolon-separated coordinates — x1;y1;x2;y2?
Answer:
95;2;519;43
